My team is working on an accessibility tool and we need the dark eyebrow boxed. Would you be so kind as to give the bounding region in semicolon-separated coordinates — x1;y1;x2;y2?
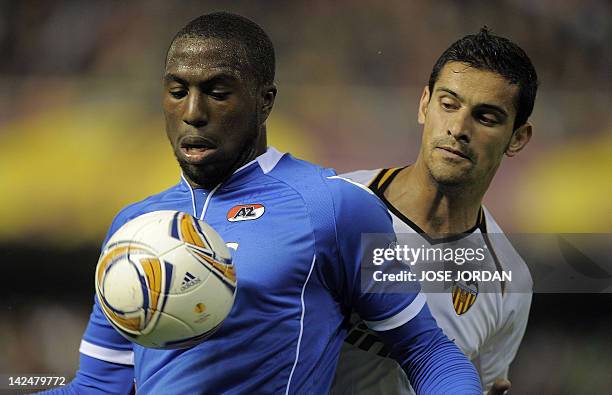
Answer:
164;73;188;85
436;87;509;118
436;87;463;101
163;72;238;86
477;104;509;118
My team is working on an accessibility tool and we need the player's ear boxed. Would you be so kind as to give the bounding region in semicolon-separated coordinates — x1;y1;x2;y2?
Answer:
417;86;430;125
505;122;532;157
260;83;277;123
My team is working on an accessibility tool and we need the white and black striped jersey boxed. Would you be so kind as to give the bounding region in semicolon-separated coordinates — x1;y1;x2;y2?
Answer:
332;168;533;394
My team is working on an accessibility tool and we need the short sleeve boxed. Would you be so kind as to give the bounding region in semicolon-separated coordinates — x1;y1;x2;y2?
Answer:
323;175;425;331
80;209;136;364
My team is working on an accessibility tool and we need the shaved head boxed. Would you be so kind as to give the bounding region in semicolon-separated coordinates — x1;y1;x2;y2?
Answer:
167;12;275;87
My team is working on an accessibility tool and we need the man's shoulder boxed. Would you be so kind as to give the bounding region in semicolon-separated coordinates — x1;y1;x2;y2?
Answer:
119;183;184;216
339;168;383;187
269;157;391;229
262;151;326;181
269;156;377;202
322;173;393;236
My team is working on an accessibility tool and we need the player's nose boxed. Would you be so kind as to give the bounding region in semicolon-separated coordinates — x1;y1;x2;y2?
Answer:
447;111;471;143
183;92;208;128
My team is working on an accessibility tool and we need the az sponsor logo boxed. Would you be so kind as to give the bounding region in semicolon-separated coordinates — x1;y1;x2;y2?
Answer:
227;204;265;222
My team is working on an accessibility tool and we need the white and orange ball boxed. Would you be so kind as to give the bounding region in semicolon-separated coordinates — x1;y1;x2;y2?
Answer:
95;210;236;349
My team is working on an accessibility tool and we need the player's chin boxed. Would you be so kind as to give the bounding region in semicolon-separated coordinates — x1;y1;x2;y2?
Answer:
429;165;473;186
178;160;222;186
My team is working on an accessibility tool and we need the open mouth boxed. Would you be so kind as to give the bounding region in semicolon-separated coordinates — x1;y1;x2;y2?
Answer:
437;146;471;161
179;136;216;163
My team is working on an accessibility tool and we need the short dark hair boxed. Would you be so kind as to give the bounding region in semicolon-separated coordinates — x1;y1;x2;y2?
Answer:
168;12;275;86
428;27;538;129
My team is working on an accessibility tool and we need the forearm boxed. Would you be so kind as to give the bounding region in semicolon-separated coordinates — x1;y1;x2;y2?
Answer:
40;354;134;395
378;304;481;394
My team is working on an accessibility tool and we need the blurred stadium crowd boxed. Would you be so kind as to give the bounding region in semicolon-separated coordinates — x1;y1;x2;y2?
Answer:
1;1;611;393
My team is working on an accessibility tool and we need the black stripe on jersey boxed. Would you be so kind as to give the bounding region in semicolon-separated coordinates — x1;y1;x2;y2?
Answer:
377;344;391;357
482;231;507;295
345;328;367;345
366;169;386;191
358;334;380;352
369;168;485;245
367;168;398;193
377;167;404;191
478;208;487;233
478;210;507;295
387;203;484;245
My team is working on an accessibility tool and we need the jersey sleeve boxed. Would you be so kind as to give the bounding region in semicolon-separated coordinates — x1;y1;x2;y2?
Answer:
324;175;426;328
477;292;532;391
80;209;136;363
42;211;138;394
40;354;135;394
375;305;482;394
79;299;134;363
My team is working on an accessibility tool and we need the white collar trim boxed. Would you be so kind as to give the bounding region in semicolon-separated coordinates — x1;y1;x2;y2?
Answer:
234;146;285;175
180;146;285;193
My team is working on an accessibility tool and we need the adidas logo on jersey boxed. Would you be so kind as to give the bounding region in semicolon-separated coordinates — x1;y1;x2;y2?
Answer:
180;272;201;291
227;204;265;222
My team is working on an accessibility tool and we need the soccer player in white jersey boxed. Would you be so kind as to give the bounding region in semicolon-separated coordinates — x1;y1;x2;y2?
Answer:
333;28;537;395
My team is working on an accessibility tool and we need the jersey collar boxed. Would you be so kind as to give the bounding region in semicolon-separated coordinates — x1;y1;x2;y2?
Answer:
179;146;285;191
370;167;487;245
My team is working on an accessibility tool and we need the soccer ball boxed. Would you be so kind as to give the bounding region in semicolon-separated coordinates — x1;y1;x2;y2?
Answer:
95;210;236;349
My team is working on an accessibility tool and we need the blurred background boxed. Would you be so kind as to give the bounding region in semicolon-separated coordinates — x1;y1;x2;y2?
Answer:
0;0;610;393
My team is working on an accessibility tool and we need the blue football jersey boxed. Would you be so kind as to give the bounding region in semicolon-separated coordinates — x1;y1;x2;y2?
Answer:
50;148;480;394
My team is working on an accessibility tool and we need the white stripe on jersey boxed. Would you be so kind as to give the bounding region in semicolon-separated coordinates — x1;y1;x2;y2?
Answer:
79;340;134;365
338;169;382;187
285;254;317;395
327;176;376;195
364;292;427;331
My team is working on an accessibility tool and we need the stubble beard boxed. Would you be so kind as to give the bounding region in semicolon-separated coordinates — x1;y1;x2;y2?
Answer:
425;155;475;193
174;118;260;190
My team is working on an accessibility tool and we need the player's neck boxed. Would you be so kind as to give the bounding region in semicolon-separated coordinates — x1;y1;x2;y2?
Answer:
385;162;484;237
233;130;268;174
186;132;267;191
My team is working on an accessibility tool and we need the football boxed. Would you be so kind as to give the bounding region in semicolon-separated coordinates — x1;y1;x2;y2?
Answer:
95;210;236;349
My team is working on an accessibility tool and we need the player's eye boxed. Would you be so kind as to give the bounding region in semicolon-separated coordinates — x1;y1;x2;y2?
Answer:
209;91;230;101
169;89;187;99
440;100;458;111
477;113;500;126
205;85;231;101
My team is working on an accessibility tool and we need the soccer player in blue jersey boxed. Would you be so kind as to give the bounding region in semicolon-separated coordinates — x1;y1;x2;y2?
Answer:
46;12;481;394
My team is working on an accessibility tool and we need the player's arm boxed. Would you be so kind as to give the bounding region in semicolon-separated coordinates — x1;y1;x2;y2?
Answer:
40;300;135;394
326;176;481;394
41;213;138;394
371;304;481;394
477;291;532;393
